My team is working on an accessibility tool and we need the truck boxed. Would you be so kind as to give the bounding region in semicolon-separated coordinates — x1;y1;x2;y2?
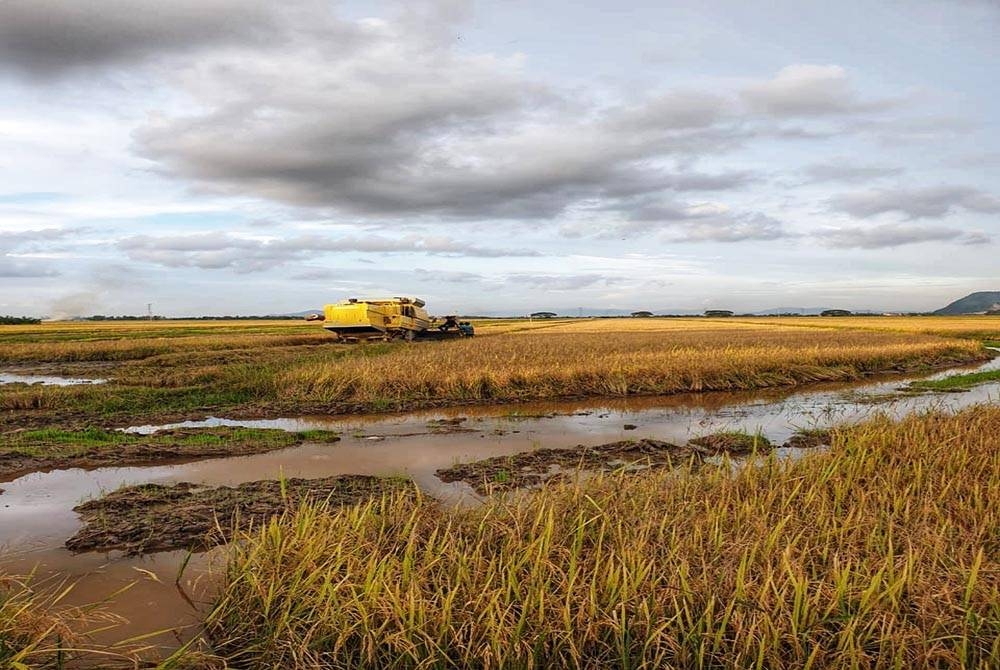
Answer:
317;297;474;342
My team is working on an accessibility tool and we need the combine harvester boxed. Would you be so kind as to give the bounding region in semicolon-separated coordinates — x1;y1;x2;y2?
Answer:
315;297;474;342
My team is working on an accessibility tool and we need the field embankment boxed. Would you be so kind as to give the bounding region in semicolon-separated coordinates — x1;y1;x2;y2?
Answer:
206;405;1000;669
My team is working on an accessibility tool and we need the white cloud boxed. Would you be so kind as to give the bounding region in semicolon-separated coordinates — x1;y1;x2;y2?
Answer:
741;64;896;117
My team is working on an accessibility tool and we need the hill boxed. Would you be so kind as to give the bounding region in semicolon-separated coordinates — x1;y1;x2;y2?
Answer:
934;291;1000;315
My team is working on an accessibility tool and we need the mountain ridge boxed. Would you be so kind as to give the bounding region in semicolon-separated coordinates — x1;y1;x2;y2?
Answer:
934;292;1000;315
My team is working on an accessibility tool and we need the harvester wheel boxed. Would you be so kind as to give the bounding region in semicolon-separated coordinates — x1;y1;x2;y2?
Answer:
404;329;415;342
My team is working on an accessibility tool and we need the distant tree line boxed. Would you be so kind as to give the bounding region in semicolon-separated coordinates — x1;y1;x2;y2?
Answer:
0;315;41;325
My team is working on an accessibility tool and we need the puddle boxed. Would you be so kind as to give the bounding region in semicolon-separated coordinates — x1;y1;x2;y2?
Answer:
1;350;998;659
0;372;107;386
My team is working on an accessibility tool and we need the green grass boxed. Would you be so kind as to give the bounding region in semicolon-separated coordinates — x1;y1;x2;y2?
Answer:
206;406;1000;669
908;368;1000;391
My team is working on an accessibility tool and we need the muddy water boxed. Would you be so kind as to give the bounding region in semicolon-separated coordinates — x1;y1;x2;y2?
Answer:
0;372;107;386
1;353;998;659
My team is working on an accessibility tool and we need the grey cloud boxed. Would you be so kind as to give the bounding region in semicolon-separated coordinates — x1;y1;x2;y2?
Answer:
130;5;775;222
505;274;624;291
611;90;731;131
288;268;342;281
118;232;540;273
829;186;1000;219
0;0;302;77
959;230;993;246
665;213;788;243
741;65;897;117
0;228;72;277
573;196;791;243
8;2;911;231
817;223;988;249
803;162;904;183
413;269;486;284
0;258;59;278
0;228;75;250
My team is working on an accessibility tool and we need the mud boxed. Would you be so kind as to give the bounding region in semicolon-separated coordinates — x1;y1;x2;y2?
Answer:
67;475;409;555
0;428;340;481
688;432;772;453
783;429;833;450
436;432;789;494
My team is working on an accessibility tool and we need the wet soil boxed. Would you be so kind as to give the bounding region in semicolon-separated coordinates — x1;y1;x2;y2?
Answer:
67;475;409;555
783;429;833;450
437;431;789;494
688;432;772;453
0;428;339;481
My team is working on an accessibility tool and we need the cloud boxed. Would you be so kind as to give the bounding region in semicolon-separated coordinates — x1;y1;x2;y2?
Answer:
128;9;826;222
0;258;59;278
0;228;73;277
0;227;75;250
413;269;486;284
610;90;731;131
505;273;624;291
665;212;788;243
818;223;991;249
118;232;541;273
564;197;791;243
741;64;896;117
829;186;1000;219
802;161;904;183
0;0;306;78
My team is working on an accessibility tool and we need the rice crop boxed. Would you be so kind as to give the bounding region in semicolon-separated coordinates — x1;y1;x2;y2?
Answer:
275;326;985;408
208;405;1000;669
0;574;112;669
0;318;990;426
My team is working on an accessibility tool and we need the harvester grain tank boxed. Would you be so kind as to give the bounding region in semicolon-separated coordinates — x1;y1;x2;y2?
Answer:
318;297;473;341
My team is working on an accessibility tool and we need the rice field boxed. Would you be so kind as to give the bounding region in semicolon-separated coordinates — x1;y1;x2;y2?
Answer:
2;316;999;667
0;317;992;427
274;325;985;408
207;406;1000;669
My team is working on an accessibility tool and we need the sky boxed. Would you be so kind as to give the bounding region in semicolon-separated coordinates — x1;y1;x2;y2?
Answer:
0;0;998;317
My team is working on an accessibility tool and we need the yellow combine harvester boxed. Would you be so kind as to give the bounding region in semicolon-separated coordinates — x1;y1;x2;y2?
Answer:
318;297;473;342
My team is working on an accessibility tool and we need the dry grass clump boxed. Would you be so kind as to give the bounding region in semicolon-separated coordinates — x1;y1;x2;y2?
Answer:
208;406;1000;668
276;327;984;408
0;574;105;668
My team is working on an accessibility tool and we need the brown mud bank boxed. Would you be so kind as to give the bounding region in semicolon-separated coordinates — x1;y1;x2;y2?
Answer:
67;475;409;555
437;431;828;494
0;427;340;481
